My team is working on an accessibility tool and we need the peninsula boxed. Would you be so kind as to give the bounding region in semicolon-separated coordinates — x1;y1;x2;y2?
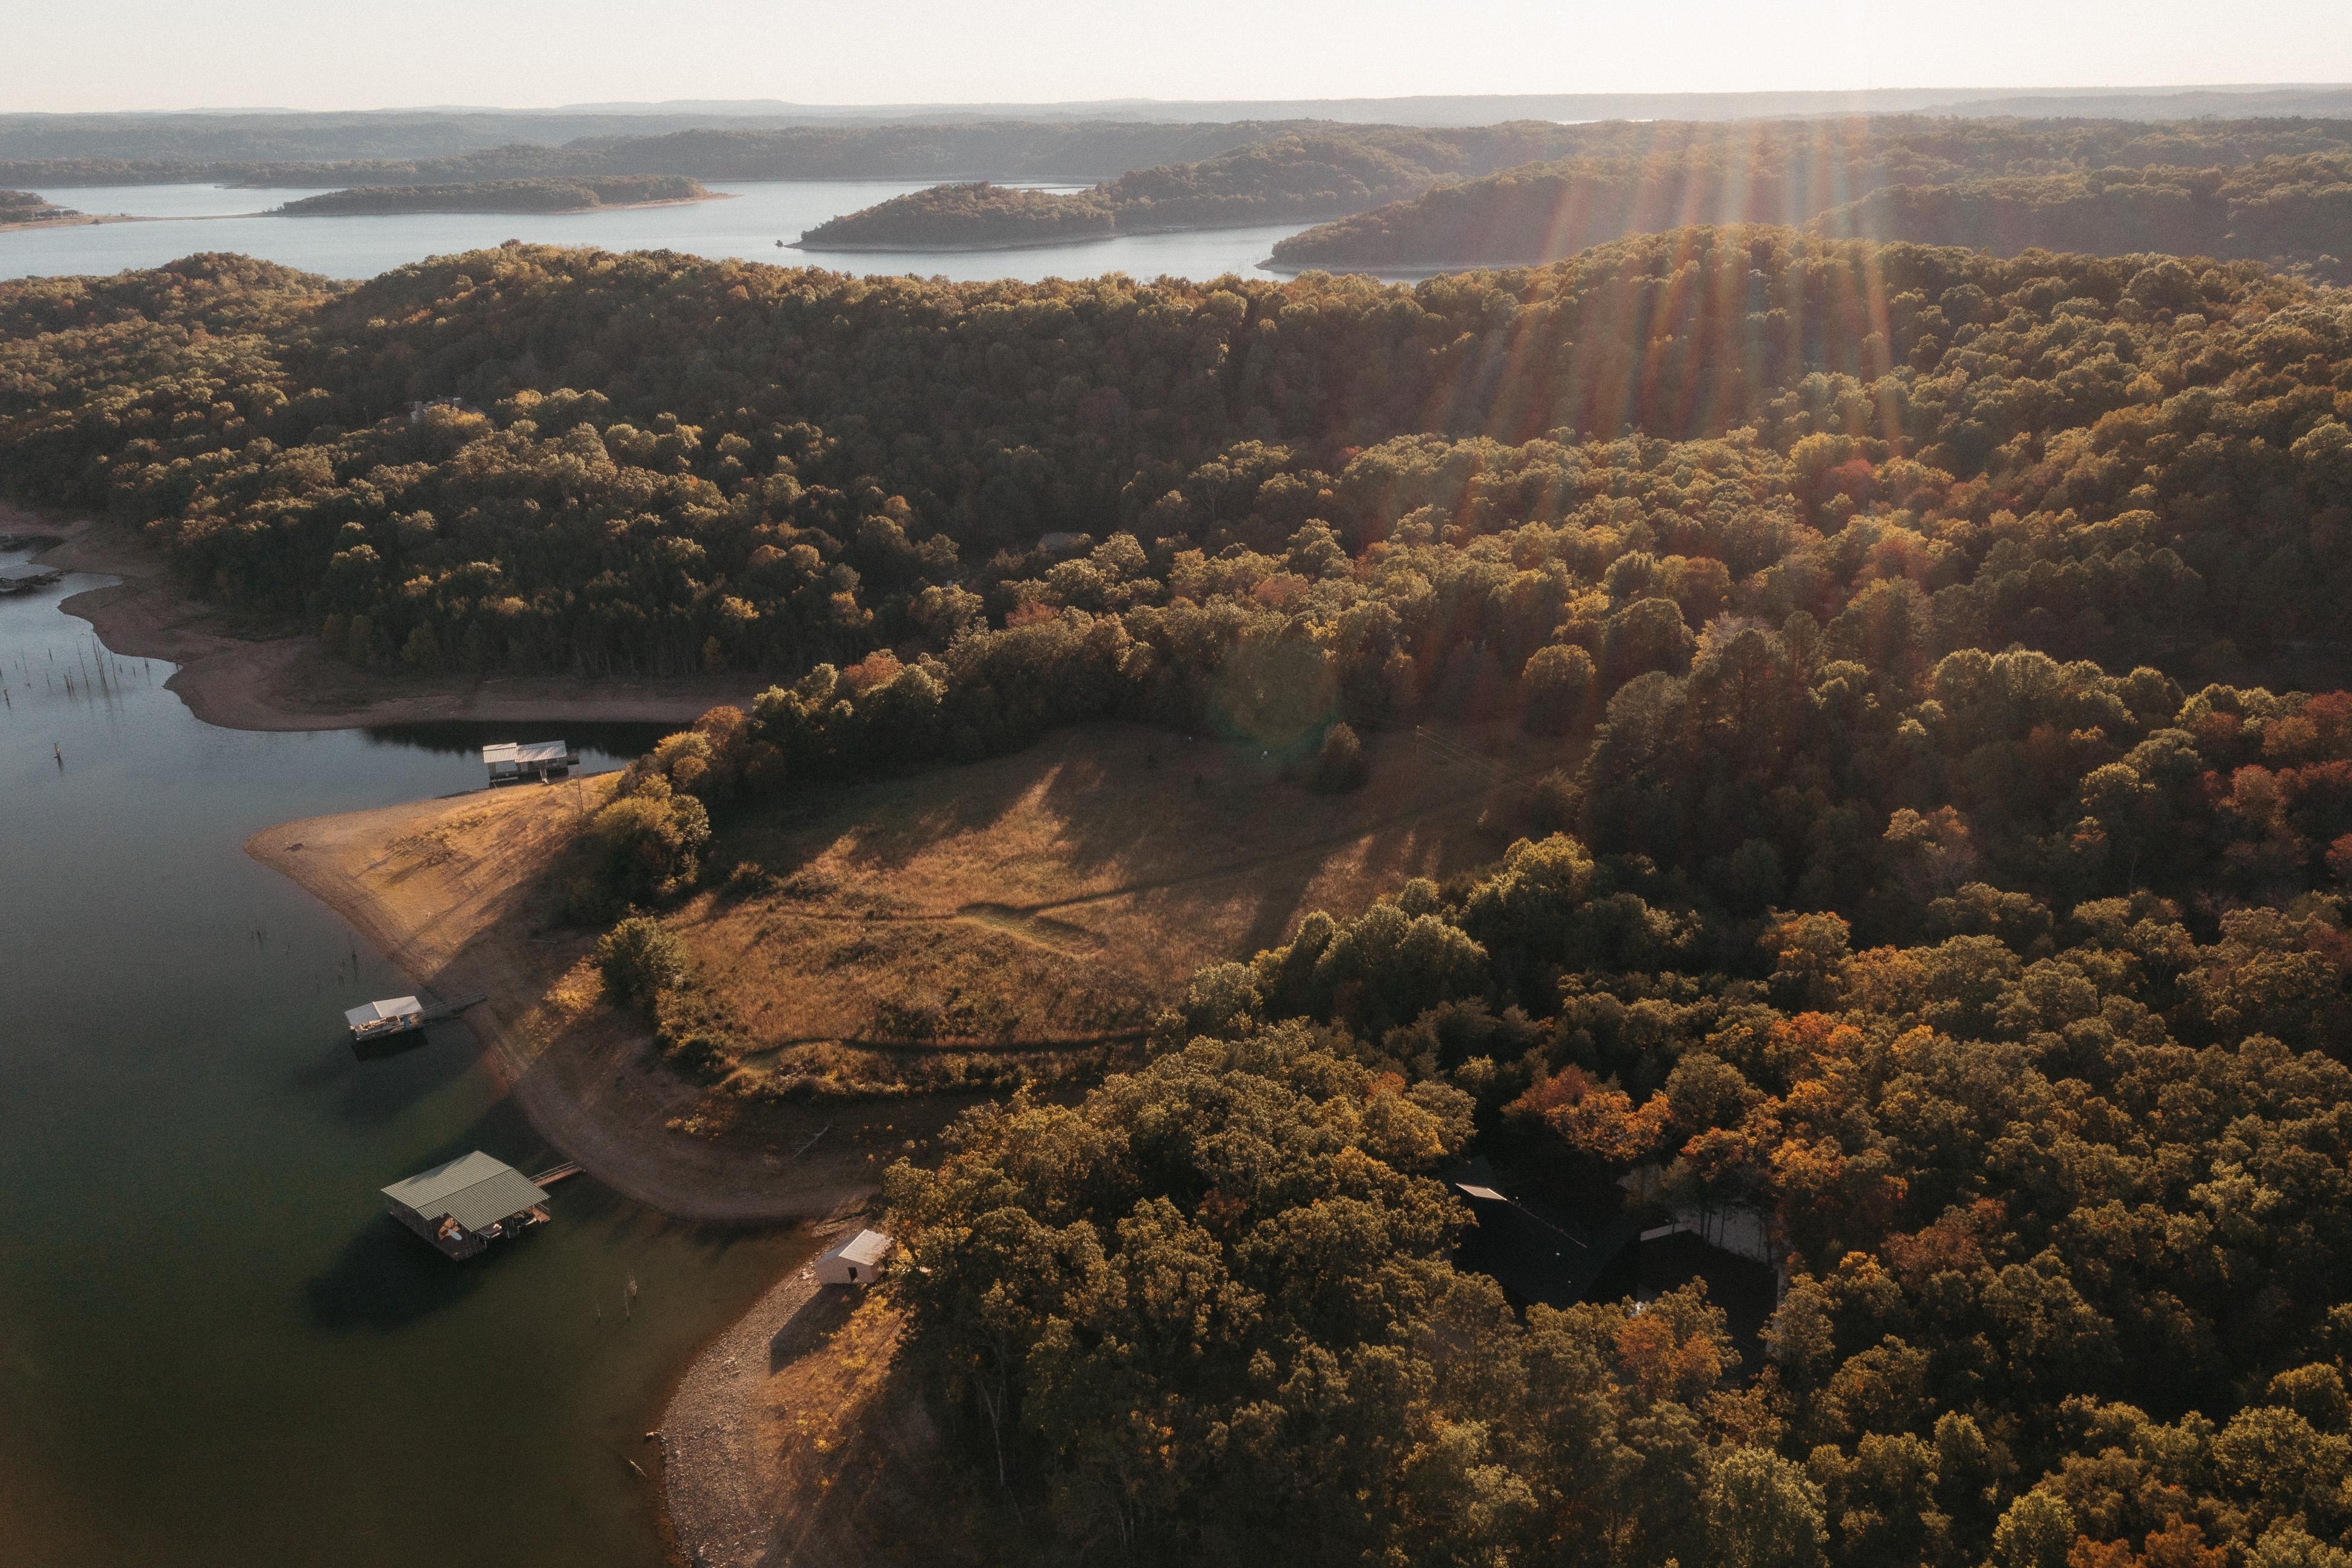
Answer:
0;188;81;229
273;174;715;217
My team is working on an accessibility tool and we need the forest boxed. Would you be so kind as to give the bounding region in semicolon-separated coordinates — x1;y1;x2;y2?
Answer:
800;126;1590;248
10;226;2352;1566
1268;119;2352;274
0;119;1324;192
791;115;2352;261
799;182;1119;250
1812;157;2352;283
271;175;709;217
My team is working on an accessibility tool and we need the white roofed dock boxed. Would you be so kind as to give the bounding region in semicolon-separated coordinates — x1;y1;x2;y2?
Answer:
482;740;578;785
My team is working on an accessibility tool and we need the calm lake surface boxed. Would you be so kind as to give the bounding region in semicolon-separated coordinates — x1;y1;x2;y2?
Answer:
0;549;808;1567
1;179;1319;283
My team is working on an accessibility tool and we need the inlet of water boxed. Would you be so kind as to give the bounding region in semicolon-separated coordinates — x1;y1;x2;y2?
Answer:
0;549;804;1567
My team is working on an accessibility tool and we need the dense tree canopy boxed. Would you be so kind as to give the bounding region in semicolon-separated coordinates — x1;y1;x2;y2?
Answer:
5;229;2348;697
13;212;2352;1565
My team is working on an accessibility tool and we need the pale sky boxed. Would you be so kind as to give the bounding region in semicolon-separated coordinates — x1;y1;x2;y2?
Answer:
11;0;2352;114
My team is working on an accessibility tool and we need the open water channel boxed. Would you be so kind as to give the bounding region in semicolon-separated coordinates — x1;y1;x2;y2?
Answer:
0;547;808;1566
0;179;1324;283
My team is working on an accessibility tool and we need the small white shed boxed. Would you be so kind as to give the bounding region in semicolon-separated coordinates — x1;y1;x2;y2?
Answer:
814;1228;894;1286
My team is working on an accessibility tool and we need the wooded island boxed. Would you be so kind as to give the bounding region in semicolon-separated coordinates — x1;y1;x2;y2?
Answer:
273;174;712;217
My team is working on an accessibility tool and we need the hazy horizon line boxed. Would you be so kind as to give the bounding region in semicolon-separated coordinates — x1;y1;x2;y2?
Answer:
15;81;2352;119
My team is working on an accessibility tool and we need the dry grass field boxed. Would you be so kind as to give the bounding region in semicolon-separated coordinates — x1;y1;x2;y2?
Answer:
676;721;1568;1095
253;718;1571;1201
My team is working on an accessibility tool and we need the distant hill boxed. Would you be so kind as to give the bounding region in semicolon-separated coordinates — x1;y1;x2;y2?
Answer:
1813;156;2352;282
801;115;2352;261
3;84;2347;166
1266;118;2352;273
0;121;1310;190
799;125;1601;249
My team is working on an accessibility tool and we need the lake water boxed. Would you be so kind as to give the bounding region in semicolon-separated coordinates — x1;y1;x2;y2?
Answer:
1;180;1318;283
0;550;809;1567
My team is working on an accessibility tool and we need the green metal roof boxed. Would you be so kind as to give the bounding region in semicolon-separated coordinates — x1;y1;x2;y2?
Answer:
381;1151;547;1234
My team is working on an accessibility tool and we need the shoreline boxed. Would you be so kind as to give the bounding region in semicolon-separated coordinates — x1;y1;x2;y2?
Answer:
1260;253;1543;277
243;785;891;1224
0;211;183;232
794;229;1121;254
656;1258;826;1568
794;211;1341;256
0;194;740;232
11;501;913;1561
16;505;767;734
243;785;903;1561
277;191;739;218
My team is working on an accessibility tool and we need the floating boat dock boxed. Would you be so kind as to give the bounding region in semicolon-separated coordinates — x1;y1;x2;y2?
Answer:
344;991;485;1054
381;1151;559;1260
482;739;578;785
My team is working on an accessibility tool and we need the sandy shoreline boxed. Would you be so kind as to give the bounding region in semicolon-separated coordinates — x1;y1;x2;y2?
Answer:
659;1260;831;1568
11;504;767;733
243;785;908;1562
244;785;893;1223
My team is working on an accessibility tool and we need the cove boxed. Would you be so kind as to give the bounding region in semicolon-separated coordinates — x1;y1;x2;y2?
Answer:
0;180;1320;284
0;545;806;1567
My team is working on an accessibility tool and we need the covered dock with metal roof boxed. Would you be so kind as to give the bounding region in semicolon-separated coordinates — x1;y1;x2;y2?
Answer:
481;739;577;785
381;1151;552;1260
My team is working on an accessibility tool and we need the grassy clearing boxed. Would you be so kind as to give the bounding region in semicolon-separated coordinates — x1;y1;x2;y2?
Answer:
671;721;1570;1098
260;718;1570;1153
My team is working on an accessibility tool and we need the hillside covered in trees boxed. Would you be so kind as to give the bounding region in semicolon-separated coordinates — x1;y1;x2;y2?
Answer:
794;114;2352;261
272;175;710;217
1268;119;2352;275
0;119;1331;192
798;182;1118;250
12;228;2352;1564
1811;156;2352;282
801;124;1602;247
6;231;2348;688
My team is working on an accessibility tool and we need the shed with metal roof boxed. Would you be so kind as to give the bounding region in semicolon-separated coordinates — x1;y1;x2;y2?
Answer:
815;1228;894;1286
